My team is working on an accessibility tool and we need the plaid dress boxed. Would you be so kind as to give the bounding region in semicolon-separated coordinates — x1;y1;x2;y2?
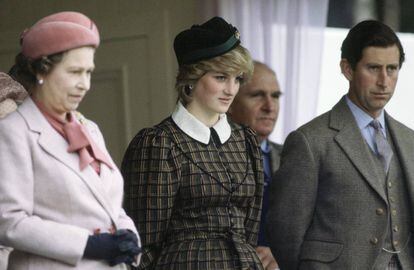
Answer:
122;117;264;269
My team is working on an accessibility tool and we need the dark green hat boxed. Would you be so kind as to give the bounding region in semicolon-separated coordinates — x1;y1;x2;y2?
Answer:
174;16;240;65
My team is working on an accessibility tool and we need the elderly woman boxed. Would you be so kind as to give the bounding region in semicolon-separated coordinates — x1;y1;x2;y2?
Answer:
0;12;140;269
122;17;264;269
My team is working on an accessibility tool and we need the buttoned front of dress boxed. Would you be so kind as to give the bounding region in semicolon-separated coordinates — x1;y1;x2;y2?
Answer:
122;114;264;270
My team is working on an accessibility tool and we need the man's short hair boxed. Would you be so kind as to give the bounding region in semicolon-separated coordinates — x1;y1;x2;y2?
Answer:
341;20;405;69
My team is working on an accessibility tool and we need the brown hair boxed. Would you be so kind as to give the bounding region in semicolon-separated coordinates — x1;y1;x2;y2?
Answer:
9;52;64;92
341;20;405;69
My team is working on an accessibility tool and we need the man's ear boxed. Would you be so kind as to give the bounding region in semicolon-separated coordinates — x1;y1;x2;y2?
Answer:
340;59;353;81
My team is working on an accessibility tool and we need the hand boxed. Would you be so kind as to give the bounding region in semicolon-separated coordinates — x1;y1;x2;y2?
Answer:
256;246;279;270
84;229;141;266
109;230;141;266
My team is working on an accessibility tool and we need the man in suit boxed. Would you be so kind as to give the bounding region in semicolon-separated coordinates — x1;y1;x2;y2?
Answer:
228;61;282;270
266;20;414;269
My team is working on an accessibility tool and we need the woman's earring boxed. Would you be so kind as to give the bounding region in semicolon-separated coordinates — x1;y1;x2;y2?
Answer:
185;84;193;95
38;79;44;85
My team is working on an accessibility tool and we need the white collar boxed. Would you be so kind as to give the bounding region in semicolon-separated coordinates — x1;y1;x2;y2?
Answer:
171;102;231;144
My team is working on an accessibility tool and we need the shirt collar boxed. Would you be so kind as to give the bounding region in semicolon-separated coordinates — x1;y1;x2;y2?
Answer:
345;95;386;132
260;140;271;154
171;102;231;144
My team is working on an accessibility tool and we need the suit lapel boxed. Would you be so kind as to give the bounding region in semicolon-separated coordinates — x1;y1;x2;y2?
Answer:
269;142;282;177
19;98;118;224
78;165;118;224
331;97;387;201
386;114;414;203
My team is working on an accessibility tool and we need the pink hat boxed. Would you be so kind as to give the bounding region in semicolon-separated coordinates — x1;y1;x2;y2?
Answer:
21;11;100;60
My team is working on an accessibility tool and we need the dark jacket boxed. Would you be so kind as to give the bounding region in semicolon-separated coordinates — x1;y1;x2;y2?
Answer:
122;117;264;269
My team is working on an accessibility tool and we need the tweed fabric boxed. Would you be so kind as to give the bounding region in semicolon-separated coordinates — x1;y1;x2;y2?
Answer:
122;117;264;269
368;138;412;269
267;96;414;269
0;72;27;119
0;73;27;102
387;255;402;270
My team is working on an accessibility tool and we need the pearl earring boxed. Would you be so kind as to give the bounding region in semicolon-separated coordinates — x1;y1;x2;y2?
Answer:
185;84;193;95
38;79;44;85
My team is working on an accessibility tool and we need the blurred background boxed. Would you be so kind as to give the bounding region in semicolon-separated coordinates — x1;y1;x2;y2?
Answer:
0;0;412;165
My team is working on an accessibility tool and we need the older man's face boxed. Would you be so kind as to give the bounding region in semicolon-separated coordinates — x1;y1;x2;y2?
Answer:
229;65;281;141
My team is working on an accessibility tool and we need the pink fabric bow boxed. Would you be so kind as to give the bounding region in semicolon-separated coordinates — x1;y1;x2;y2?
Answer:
34;98;113;174
64;116;113;173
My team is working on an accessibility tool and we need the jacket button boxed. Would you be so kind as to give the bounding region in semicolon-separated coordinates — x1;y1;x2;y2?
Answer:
376;208;384;215
370;237;378;245
388;181;392;188
393;240;399;247
391;209;397;216
393;225;399;232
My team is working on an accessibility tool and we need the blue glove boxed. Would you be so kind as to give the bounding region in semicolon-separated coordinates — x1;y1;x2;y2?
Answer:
83;229;141;266
109;230;141;266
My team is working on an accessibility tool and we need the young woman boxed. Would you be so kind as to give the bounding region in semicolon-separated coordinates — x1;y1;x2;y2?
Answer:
122;17;264;269
0;11;140;269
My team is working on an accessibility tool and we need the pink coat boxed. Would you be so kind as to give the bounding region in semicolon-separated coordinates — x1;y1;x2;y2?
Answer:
0;98;140;269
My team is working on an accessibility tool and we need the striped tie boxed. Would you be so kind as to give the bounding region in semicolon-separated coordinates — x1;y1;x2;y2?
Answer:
370;120;393;172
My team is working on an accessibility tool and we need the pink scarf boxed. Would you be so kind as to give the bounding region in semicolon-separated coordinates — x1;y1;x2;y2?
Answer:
34;99;113;175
